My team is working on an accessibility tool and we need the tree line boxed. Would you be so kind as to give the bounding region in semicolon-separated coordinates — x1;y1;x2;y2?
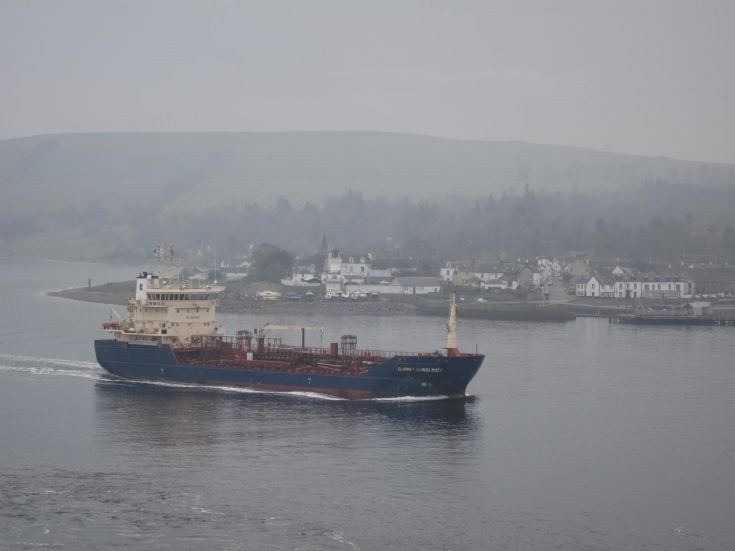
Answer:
2;181;735;262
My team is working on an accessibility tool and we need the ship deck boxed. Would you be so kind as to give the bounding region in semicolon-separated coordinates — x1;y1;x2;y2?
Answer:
172;335;478;376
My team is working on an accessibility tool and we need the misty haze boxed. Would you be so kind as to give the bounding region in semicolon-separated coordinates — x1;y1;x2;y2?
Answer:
1;2;734;551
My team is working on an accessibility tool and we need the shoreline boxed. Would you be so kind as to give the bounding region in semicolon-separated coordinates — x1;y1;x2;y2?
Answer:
48;286;591;320
47;287;419;316
52;285;734;322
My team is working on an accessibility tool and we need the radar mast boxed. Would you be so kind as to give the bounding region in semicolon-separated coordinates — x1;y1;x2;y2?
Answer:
152;243;179;283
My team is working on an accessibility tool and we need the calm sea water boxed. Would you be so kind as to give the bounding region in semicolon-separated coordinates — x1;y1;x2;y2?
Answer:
1;258;734;550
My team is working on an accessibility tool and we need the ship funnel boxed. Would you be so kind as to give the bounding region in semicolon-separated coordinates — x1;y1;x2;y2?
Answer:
444;293;460;357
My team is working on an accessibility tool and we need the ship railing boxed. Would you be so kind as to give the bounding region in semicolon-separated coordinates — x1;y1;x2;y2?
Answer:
348;348;438;358
191;336;424;357
191;335;481;358
335;348;481;358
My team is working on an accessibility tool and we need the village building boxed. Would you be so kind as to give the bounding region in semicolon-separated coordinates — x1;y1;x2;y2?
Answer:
576;275;694;299
319;249;373;293
341;276;441;296
564;257;591;278
599;279;616;297
281;272;322;287
638;279;694;299
685;301;713;316
537;257;561;279
368;267;393;279
440;262;456;282
320;250;438;295
576;276;615;298
393;276;441;295
685;268;735;296
518;267;536;288
481;278;518;291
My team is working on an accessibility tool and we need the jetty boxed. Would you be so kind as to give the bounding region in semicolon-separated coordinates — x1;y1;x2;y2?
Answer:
609;314;735;326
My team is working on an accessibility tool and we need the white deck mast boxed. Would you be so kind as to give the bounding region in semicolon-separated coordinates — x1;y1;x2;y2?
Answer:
444;293;460;356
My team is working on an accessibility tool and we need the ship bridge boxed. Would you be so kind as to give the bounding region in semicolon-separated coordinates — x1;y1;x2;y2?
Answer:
106;269;226;347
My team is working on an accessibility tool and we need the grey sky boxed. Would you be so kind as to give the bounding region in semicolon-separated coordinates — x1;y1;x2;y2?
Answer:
1;0;733;163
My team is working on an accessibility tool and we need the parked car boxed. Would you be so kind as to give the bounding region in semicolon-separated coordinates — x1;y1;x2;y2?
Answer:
256;290;282;301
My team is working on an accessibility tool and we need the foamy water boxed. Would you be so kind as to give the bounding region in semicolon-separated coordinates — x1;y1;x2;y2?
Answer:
0;353;102;380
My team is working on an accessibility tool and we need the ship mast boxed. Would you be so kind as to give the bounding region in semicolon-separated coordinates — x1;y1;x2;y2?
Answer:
152;243;178;284
444;293;460;357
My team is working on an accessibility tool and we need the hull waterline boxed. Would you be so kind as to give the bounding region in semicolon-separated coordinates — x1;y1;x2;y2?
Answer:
95;339;484;400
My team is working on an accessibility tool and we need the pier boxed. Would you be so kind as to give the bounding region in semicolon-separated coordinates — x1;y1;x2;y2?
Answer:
609;314;735;326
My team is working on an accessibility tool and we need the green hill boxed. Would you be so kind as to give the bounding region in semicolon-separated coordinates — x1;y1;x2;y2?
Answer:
2;131;733;216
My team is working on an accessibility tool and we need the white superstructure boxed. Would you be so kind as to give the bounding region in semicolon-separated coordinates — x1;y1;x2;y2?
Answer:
104;245;225;347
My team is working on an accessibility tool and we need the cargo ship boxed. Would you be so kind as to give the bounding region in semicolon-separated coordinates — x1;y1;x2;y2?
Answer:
94;249;484;399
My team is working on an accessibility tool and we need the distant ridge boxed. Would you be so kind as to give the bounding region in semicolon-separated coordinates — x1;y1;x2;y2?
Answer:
1;131;733;214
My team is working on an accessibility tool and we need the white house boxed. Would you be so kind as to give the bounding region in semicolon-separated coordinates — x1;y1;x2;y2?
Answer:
576;276;615;298
481;278;518;291
537;257;561;280
599;280;615;297
440;262;456;282
342;255;371;279
577;276;694;299
577;276;600;297
475;270;505;283
640;279;694;299
368;268;393;279
342;277;441;296
441;262;506;286
281;272;322;287
322;250;372;292
393;277;441;295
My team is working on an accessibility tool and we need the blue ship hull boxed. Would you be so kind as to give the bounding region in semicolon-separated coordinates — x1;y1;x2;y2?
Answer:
94;339;484;399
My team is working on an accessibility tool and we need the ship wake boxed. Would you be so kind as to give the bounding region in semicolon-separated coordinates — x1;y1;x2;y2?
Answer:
112;377;348;401
369;394;460;402
0;353;101;381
